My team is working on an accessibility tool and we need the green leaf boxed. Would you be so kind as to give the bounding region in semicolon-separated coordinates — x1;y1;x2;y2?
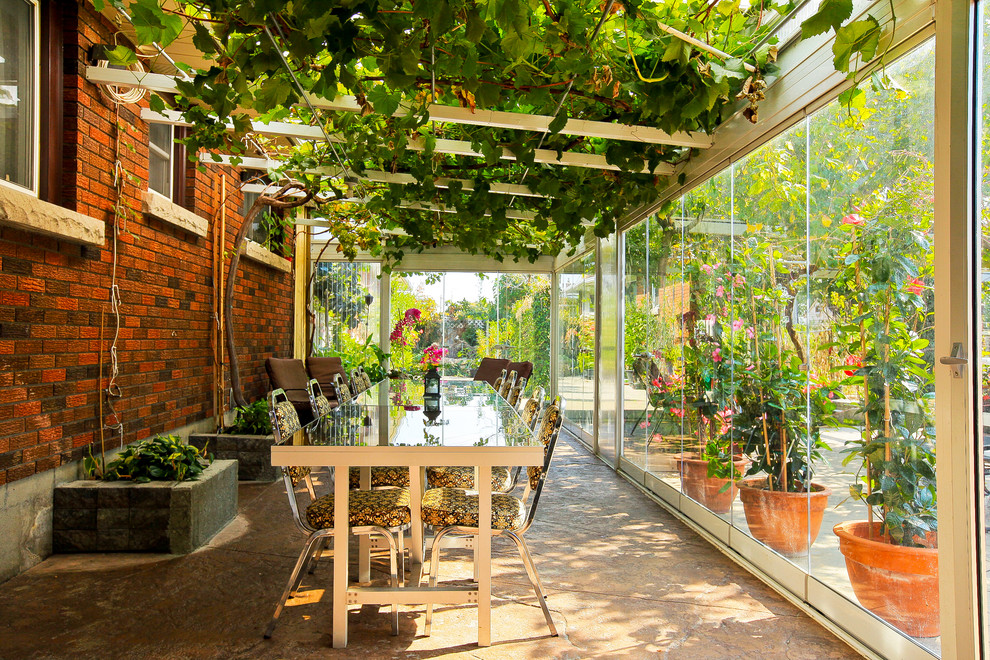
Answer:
832;17;882;73
105;45;137;66
192;23;217;55
548;109;568;135
367;85;401;118
800;0;853;39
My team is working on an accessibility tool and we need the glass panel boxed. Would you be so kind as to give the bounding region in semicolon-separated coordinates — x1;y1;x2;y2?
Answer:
0;0;35;190
148;123;172;197
558;253;596;438
983;4;990;651
310;261;382;375
600;236;619;463
243;191;280;250
807;41;937;652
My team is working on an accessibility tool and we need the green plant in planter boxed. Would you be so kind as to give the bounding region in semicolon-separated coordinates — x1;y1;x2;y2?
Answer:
226;399;272;435
85;435;213;483
832;197;936;547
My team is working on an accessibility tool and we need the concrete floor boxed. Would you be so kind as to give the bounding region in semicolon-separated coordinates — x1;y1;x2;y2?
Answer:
0;432;860;660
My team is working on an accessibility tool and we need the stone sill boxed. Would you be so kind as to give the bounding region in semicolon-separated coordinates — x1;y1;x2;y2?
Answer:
142;191;209;238
0;183;104;246
243;239;291;273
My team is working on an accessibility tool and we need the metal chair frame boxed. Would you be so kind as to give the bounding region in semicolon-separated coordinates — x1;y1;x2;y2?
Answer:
498;370;517;399
424;399;566;638
506;376;528;408
332;372;352;403
492;368;507;393
265;388;407;639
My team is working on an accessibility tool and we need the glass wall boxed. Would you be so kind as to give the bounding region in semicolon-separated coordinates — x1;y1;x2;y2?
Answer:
388;271;551;385
619;40;938;653
310;260;382;370
558;253;597;438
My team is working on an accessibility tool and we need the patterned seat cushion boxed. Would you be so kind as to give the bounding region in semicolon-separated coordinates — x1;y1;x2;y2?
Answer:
426;465;512;492
347;466;410;489
521;398;540;427
305;488;412;529
421;487;526;530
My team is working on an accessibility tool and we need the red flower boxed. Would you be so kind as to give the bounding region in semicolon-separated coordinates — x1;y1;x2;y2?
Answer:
906;278;924;296
842;214;865;226
843;354;862;377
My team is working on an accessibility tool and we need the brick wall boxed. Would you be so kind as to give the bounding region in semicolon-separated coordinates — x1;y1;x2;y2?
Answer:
0;0;295;486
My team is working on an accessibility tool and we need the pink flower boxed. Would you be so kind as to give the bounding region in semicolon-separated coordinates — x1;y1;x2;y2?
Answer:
715;285;725;298
701;264;713;275
712;348;722;363
731;319;744;332
842;214;864;226
746;327;755;340
705;314;716;323
734;274;745;287
906;278;924;296
745;364;755;371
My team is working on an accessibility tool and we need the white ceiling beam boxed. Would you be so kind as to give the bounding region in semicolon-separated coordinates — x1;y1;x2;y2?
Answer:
86;65;711;148
140;108;342;142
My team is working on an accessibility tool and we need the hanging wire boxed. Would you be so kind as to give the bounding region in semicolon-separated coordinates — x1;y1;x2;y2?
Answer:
103;102;127;446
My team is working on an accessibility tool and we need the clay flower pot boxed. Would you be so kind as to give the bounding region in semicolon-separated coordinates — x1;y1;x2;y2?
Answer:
737;478;831;556
833;521;939;638
674;454;748;514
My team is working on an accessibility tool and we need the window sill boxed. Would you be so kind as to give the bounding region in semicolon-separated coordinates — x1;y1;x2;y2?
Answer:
142;191;209;238
243;239;291;273
0;184;104;246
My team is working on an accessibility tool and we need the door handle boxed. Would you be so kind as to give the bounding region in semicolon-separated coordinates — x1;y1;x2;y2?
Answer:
939;342;967;378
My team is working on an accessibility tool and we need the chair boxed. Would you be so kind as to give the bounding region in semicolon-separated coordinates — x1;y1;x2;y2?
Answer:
357;365;373;389
305;378;335;420
521;386;547;430
422;399;566;637
473;357;510;386
333;372;352;403
506;376;528;408
264;388;410;638
505;360;534;382
350;368;366;394
425;465;513;492
265;357;315;425
492;368;507;393
306;356;348;403
498;370;517;399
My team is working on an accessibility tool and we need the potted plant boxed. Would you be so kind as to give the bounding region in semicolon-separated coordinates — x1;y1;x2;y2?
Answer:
189;399;277;481
830;207;938;637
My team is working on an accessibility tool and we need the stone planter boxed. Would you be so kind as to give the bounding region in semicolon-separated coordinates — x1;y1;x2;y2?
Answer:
189;432;278;481
52;460;237;554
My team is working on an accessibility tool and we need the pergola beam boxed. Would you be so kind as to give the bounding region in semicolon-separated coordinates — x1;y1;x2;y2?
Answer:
87;66;712;148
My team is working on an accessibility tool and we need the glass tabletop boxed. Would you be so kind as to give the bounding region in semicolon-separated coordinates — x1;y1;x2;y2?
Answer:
306;378;539;448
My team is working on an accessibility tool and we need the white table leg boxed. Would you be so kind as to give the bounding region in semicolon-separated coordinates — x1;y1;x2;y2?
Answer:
473;466;480;581
332;462;350;648
477;465;492;647
359;466;371;582
409;466;424;565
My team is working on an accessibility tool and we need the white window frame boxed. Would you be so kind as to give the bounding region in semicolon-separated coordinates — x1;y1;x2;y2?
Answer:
0;0;41;196
147;122;174;200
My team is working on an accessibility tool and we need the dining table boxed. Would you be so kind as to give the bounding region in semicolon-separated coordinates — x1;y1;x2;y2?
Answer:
270;377;545;648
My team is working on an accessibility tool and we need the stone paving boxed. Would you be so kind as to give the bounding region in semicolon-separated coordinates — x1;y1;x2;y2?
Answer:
0;431;861;659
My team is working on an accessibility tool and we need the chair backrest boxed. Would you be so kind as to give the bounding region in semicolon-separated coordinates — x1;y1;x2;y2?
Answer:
524;398;566;530
473;357;510;386
498;370;517;398
268;388;315;532
521;386;546;429
333;372;352;402
357;366;373;389
266;358;311;406
492;368;507;392
350;368;365;393
306;356;348;400
306;378;334;419
507;376;528;407
505;360;533;381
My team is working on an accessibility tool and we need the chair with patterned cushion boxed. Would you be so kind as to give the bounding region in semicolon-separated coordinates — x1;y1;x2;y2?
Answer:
425;465;513;492
350;368;366;394
305;378;335;422
497;370;517;399
422;399;566;637
491;368;507;393
333;372;352;403
506;376;528;408
347;465;411;490
520;387;546;430
264;388;410;639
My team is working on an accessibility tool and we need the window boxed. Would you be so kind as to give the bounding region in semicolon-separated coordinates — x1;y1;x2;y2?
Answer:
0;0;39;192
148;123;173;198
243;189;286;255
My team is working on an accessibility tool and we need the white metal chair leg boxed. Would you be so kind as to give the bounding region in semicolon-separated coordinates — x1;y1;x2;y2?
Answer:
424;526;456;636
505;530;557;636
265;529;332;639
380;530;400;636
307;536;328;575
397;528;406;587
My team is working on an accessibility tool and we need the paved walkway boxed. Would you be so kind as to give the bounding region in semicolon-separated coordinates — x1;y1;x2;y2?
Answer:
0;432;860;659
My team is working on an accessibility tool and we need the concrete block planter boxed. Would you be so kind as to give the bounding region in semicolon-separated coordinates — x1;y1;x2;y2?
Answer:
188;433;278;481
52;460;237;554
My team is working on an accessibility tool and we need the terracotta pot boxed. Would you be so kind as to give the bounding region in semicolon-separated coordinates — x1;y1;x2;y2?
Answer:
737;478;831;556
833;521;939;638
674;454;748;514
